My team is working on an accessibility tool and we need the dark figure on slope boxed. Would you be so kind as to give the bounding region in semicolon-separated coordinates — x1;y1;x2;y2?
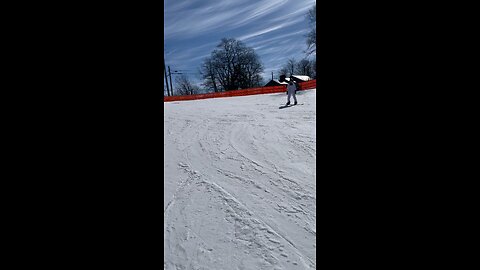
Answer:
286;79;297;106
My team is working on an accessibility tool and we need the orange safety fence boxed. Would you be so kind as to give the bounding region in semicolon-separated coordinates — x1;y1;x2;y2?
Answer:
164;79;316;102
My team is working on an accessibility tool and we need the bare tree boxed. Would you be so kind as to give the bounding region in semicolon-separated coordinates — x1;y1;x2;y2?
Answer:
278;67;289;78
200;58;219;92
277;58;297;79
238;47;264;88
201;38;264;91
295;59;314;78
310;58;316;79
286;58;297;76
306;4;316;56
175;75;200;95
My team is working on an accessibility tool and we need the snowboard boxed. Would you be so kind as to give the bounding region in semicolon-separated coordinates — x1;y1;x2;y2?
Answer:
279;103;304;109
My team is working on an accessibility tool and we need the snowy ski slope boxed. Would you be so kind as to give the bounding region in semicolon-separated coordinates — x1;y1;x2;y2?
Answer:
164;90;316;270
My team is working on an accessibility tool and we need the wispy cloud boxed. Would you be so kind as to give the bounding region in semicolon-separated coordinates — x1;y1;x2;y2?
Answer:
165;0;316;84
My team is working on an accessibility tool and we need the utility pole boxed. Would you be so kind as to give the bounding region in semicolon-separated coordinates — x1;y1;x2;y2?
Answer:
164;59;170;96
168;66;174;96
271;72;273;80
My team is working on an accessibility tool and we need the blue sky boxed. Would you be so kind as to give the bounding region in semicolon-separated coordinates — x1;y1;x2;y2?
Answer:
164;0;316;87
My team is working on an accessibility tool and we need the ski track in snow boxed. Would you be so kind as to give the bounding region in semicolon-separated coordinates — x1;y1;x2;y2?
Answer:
164;90;316;270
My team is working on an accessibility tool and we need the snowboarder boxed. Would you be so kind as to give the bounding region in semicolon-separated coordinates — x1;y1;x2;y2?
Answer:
286;79;297;106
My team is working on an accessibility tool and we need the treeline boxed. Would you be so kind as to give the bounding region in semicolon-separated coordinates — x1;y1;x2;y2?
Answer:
278;58;316;79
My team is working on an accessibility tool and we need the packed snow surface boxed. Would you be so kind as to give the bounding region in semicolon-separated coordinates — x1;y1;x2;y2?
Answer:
164;90;316;270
